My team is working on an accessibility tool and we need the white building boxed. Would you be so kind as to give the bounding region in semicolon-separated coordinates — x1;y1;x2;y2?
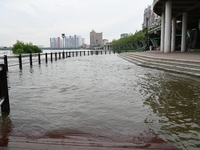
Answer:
50;35;84;48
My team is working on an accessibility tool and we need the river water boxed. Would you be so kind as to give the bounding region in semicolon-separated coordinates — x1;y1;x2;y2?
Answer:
0;50;200;149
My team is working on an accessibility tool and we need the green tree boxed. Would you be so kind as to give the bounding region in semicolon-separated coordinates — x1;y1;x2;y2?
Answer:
12;40;42;54
112;30;146;51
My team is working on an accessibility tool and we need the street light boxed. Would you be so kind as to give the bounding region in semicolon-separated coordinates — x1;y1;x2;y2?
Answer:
146;17;149;50
61;33;65;52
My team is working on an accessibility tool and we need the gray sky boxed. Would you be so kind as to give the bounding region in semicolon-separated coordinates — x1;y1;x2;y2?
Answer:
0;0;153;47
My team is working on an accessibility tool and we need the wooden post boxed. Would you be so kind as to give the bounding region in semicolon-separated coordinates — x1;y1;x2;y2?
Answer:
30;53;32;66
88;51;89;56
45;53;48;63
69;52;71;57
19;54;22;70
38;53;41;65
76;51;78;57
105;50;106;54
0;64;10;113
80;51;81;56
66;52;68;58
84;51;85;56
73;52;74;57
3;55;8;72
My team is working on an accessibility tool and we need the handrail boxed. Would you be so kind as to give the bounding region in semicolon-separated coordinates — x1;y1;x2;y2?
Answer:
0;50;113;71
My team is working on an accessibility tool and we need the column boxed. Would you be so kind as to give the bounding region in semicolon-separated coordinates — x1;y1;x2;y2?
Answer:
164;1;172;53
181;12;188;52
171;17;176;52
160;12;165;52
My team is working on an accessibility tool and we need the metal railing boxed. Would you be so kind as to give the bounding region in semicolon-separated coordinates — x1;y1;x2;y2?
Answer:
0;64;10;113
0;50;114;71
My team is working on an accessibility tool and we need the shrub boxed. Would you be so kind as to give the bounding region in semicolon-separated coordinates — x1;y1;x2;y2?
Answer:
12;40;42;54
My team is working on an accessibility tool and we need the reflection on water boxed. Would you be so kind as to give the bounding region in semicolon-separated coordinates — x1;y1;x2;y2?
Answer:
0;53;200;149
0;113;12;147
140;73;200;149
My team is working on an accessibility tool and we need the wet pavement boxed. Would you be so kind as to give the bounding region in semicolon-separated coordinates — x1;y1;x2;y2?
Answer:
134;50;200;62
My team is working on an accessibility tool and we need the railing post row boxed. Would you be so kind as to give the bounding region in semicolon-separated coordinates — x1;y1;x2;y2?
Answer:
58;52;61;59
55;52;57;60
45;53;48;63
38;53;41;65
63;51;65;59
19;54;22;70
0;64;10;113
51;53;53;62
3;55;8;71
30;53;32;66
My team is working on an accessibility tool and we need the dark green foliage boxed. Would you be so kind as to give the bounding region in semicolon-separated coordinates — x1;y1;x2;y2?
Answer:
112;30;146;51
12;40;42;54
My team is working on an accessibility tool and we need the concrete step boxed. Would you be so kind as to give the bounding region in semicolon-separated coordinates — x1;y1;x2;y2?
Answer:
119;53;200;77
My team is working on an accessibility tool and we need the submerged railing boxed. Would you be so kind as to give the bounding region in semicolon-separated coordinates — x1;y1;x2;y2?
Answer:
0;50;117;113
1;50;114;71
0;64;10;114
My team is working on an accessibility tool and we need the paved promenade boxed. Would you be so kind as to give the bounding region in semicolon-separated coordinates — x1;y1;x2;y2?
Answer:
134;50;200;62
1;135;179;150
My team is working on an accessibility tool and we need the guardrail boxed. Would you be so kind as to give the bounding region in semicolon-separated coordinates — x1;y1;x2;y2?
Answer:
1;50;114;71
0;64;10;113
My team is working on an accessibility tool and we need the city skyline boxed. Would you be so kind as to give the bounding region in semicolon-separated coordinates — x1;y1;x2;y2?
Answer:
0;0;153;47
50;34;85;48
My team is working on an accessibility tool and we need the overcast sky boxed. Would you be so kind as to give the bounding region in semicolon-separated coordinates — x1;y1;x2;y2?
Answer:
0;0;153;47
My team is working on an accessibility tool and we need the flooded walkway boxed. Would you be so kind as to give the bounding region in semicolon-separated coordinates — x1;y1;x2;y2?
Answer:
1;135;178;150
1;51;200;149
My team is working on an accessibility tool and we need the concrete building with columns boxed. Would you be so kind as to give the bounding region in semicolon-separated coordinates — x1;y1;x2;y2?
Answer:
152;0;200;53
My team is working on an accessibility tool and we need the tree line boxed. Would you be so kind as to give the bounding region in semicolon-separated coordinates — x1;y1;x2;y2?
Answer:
111;30;147;51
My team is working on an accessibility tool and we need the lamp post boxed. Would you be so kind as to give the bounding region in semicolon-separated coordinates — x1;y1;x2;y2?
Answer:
62;33;65;52
146;17;149;50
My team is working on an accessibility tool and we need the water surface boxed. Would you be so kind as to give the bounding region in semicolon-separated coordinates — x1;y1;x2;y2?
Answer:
0;52;200;149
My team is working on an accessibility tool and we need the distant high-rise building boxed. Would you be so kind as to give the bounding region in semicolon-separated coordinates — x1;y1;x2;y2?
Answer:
50;38;58;48
76;36;82;47
50;34;84;48
90;30;103;46
69;36;74;48
82;38;85;44
120;33;128;38
103;39;109;45
57;37;61;49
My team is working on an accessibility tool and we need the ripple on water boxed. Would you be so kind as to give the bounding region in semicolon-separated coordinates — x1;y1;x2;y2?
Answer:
1;54;200;149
